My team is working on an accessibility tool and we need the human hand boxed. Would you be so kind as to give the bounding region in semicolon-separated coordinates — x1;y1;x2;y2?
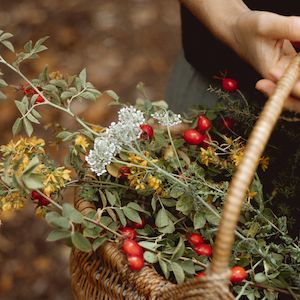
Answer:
231;11;300;112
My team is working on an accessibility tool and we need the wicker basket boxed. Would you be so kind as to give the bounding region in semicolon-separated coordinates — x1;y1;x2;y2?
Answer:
70;54;300;300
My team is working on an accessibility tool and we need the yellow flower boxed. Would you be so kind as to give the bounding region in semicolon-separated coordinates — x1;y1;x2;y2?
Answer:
75;135;89;152
247;190;257;202
231;150;244;166
260;156;270;172
0;192;25;212
35;206;46;218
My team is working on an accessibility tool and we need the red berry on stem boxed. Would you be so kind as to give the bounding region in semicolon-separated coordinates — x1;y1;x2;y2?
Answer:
194;243;213;257
35;94;45;104
197;115;211;132
140;124;154;139
222;78;238;92
119;166;131;179
119;227;137;240
123;239;143;257
188;233;204;247
230;266;247;283
221;117;234;131
195;272;206;279
133;218;145;229
127;255;144;271
31;191;50;206
183;129;203;145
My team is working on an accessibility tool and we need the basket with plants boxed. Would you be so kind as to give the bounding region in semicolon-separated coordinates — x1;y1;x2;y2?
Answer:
0;30;299;300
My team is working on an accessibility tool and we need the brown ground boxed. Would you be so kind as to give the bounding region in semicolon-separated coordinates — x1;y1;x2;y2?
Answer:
0;1;180;299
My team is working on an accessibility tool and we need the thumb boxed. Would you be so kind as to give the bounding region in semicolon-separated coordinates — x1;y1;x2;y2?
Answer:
259;13;300;41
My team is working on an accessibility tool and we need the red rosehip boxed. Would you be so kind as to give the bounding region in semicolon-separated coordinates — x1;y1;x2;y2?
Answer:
140;124;154;139
183;129;203;145
221;117;234;131
222;78;238;92
35;94;45;104
195;272;206;279
230;266;247;283
127;255;144;271
122;239;143;257
133;218;145;229
194;243;213;257
188;233;204;247
197;115;211;132
119;227;137;240
31;191;50;206
119;166;131;179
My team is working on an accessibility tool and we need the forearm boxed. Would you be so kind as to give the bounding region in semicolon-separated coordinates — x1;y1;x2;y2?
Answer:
180;0;249;48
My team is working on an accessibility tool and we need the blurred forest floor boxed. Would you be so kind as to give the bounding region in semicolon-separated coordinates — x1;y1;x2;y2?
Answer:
0;1;180;299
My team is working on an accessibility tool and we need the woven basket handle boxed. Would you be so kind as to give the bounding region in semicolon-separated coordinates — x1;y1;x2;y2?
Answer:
210;53;300;274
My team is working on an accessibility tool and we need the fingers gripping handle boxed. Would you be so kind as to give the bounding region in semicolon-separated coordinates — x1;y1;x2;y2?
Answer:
211;54;300;274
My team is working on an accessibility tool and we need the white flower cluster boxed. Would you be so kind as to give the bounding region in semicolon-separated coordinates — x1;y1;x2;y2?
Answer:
151;110;182;127
86;106;145;176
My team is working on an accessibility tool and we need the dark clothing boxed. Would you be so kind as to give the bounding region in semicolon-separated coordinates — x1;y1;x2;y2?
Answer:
181;1;300;95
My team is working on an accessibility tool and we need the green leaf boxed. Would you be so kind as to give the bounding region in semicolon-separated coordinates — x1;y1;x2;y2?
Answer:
106;208;117;222
181;260;195;275
105;190;116;206
159;221;175;234
254;272;267;283
193;211;206;229
138;241;162;251
1;40;15;52
15;100;27;115
81;91;96;101
176;194;194;215
155;208;169;228
61;91;74;100
99;190;107;208
0;90;6;100
83;227;101;238
0;78;8;88
171;237;185;261
12;118;22;135
46;212;70;229
205;209;220;226
56;131;73;141
0;32;13;41
92;237;107;251
62;203;84;224
127;202;149;214
123;207;141;223
115;208;126;226
79;68;87;86
105;90;119;101
171;262;185;284
22;174;44;190
23;156;40;175
31;109;42;118
158;258;170;279
144;251;158;263
27;113;40;124
23;118;33;136
71;232;92;252
170;186;184;198
46;230;71;242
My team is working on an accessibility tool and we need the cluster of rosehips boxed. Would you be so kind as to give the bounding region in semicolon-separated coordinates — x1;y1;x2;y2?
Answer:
188;233;213;257
119;219;146;271
21;83;45;104
31;191;50;206
183;115;211;146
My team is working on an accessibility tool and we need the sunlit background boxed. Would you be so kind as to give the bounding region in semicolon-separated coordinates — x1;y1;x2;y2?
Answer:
0;1;180;299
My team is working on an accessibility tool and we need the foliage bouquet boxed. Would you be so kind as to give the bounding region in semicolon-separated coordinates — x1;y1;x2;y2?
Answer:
0;31;299;300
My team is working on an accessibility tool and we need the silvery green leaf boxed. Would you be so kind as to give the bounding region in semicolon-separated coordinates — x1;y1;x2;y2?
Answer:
23;118;33;136
12;118;22;135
